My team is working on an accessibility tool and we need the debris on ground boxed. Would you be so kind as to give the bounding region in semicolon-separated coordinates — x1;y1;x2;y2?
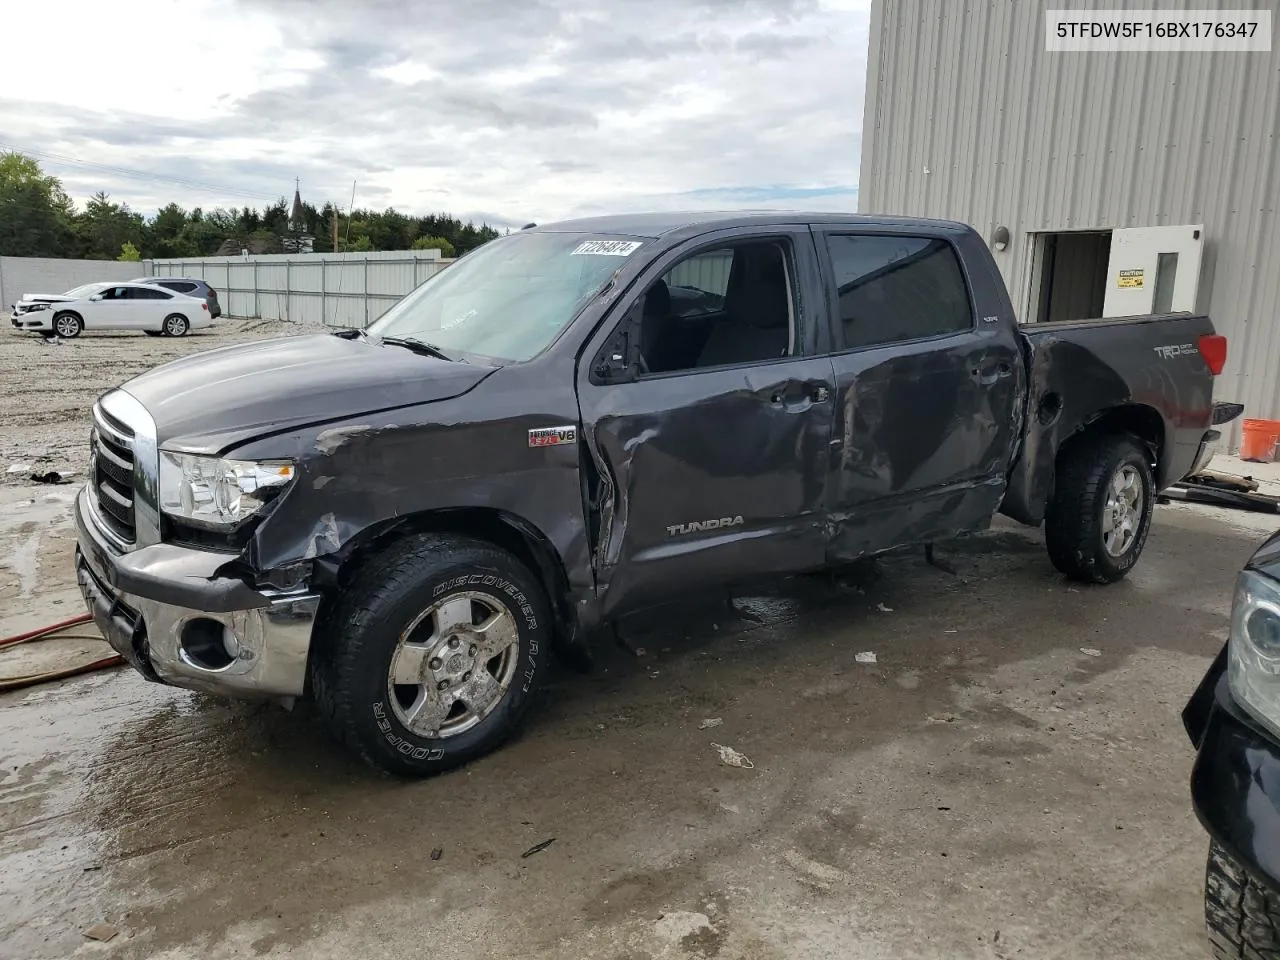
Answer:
29;470;75;484
430;847;443;861
1163;479;1280;513
711;742;754;769
520;838;556;859
855;651;877;664
1080;648;1102;657
877;602;894;613
6;464;31;475
698;718;723;730
82;923;118;942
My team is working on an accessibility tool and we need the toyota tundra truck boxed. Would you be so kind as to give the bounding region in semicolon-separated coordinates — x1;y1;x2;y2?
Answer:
74;212;1230;775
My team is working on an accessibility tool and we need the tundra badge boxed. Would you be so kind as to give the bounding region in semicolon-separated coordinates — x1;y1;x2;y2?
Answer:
528;425;577;447
666;516;745;537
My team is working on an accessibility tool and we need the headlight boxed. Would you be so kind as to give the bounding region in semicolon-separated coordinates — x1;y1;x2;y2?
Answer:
1228;569;1280;735
159;452;295;530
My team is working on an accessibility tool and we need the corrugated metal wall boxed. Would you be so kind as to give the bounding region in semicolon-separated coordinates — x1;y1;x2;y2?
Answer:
0;257;145;314
859;0;1280;427
150;250;451;327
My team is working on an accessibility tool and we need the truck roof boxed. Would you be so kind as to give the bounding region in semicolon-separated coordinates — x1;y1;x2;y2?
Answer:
535;210;971;239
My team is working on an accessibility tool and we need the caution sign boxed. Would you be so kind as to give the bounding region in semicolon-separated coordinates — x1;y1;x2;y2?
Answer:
1117;268;1145;289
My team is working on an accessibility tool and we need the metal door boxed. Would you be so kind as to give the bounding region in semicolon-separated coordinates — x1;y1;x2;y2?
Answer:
1102;225;1204;317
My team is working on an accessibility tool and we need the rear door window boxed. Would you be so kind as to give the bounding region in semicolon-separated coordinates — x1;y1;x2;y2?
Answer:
824;235;974;350
161;281;197;293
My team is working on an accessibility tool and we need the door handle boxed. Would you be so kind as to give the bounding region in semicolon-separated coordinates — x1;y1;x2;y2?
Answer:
770;385;830;405
971;362;1013;386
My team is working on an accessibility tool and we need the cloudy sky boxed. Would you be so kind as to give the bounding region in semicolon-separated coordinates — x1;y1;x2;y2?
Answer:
3;0;870;228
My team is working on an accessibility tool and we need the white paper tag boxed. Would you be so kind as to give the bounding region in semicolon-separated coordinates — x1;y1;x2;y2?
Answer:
570;240;643;257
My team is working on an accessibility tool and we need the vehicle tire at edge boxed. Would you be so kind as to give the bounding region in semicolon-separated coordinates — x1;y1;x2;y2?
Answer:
1044;432;1155;584
52;312;83;339
163;314;190;337
1205;840;1280;959
309;533;552;777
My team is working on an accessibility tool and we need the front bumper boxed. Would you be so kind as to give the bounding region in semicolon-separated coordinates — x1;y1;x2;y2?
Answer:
73;487;319;698
1186;645;1280;890
10;310;53;331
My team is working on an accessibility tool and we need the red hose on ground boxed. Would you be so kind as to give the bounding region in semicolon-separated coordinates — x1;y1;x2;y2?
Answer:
0;613;95;648
0;613;123;691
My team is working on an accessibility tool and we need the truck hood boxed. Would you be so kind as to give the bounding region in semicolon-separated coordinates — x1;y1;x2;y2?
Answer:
119;333;498;454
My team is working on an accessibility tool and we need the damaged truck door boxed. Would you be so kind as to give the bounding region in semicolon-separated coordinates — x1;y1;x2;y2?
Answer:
73;212;1228;777
577;226;836;617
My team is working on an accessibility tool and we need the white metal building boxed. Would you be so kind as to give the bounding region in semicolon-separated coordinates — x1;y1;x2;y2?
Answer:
857;0;1280;435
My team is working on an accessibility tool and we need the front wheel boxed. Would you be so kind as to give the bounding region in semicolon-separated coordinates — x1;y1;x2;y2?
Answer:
163;314;189;337
53;312;83;339
1205;841;1280;958
1045;433;1155;583
310;534;552;777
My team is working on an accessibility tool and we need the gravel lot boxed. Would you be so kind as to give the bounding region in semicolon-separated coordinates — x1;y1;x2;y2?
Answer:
0;320;1270;959
0;317;325;484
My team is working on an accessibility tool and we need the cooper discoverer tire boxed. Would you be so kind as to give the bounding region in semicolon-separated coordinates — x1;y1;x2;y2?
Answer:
1045;433;1154;584
310;533;552;777
1205;840;1280;959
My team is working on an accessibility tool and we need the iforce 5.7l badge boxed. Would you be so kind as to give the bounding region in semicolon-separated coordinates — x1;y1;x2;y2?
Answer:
528;425;578;448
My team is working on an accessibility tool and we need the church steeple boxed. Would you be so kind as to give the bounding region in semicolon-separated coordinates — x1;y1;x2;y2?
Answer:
290;177;305;231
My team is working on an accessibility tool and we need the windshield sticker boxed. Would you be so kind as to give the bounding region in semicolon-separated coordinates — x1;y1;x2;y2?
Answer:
571;240;643;257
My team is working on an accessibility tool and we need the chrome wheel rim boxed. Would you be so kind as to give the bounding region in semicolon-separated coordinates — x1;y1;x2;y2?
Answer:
165;315;186;335
1102;464;1143;557
387;590;520;739
56;316;78;337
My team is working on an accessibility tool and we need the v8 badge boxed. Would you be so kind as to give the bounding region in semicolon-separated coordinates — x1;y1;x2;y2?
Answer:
528;425;577;448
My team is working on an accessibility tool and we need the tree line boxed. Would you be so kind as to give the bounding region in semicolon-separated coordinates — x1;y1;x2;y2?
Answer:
0;152;502;262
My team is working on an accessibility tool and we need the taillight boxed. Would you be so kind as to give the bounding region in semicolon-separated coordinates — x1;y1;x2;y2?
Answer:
208;288;218;298
202;303;208;311
1198;334;1227;375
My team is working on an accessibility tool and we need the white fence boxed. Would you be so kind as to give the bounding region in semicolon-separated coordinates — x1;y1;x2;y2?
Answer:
150;250;451;328
0;257;144;313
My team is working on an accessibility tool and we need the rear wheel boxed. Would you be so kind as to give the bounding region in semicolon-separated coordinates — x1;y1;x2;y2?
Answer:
53;312;83;339
163;314;189;337
1045;433;1154;583
1205;840;1280;958
310;534;551;777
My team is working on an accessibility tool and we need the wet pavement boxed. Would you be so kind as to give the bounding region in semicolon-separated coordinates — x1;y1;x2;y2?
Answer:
1;471;1267;958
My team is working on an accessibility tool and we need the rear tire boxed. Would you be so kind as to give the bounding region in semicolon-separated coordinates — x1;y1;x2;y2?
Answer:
310;533;552;777
1205;840;1280;959
52;312;83;339
163;314;189;337
1045;433;1154;583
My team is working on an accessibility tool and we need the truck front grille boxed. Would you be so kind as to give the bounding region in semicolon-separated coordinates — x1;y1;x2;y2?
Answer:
91;405;137;545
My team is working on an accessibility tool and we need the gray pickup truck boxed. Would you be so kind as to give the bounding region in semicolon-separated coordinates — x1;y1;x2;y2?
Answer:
74;212;1229;775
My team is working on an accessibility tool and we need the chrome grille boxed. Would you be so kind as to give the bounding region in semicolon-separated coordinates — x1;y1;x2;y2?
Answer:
91;404;137;545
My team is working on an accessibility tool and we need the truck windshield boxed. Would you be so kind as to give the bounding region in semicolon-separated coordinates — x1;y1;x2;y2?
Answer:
366;231;649;361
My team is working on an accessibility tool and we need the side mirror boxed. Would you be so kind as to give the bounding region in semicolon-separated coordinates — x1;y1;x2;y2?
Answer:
88;294;103;302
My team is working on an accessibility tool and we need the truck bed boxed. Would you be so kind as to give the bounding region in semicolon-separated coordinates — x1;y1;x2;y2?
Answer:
1000;311;1219;525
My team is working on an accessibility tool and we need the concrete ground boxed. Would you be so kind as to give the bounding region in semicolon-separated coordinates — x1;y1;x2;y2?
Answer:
1;320;1274;959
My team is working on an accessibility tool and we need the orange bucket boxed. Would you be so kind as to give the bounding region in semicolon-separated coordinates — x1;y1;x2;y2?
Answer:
1241;418;1280;462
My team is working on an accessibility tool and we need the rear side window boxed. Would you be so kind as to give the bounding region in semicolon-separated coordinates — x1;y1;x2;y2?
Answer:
825;235;973;349
162;281;197;293
130;287;171;300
